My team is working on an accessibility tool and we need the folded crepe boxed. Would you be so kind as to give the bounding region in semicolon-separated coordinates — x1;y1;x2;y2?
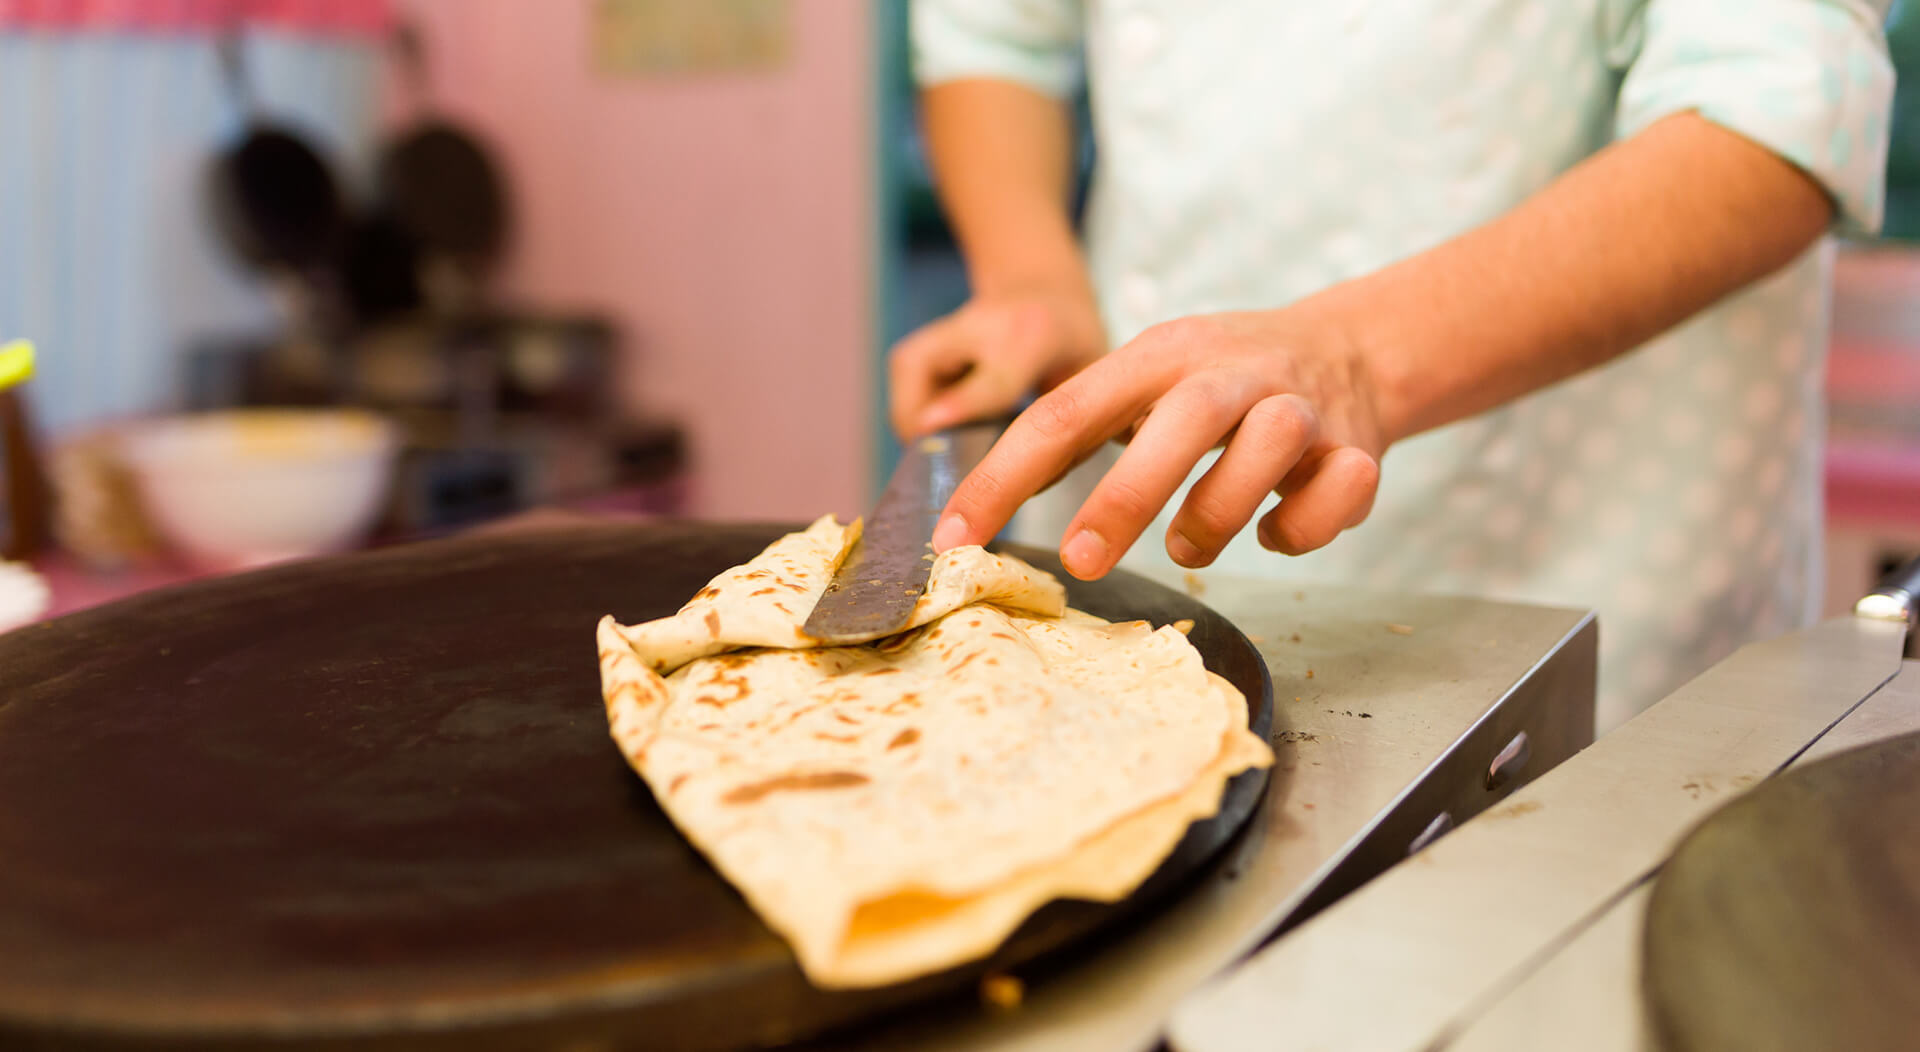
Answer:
597;515;1272;988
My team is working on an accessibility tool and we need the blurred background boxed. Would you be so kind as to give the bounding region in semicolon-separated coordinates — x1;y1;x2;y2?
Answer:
2;0;1920;619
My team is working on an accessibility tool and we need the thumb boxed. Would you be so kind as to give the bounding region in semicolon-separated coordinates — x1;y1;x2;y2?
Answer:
916;362;1029;434
888;318;967;438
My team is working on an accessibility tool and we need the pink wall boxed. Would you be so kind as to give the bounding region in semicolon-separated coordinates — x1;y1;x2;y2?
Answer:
392;0;873;521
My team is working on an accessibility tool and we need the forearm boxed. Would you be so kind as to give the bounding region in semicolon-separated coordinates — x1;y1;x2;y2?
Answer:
922;79;1093;299
1321;111;1834;445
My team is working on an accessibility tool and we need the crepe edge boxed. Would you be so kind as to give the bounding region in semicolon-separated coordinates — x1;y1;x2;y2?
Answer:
797;673;1274;989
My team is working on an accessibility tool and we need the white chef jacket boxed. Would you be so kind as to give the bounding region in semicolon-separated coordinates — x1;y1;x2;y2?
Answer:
913;0;1896;729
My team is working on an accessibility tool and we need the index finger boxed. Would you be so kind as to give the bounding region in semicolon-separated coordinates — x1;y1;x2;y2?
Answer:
931;344;1178;551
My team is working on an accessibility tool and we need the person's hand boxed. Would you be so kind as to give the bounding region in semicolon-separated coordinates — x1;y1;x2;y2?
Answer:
930;307;1387;579
888;289;1107;438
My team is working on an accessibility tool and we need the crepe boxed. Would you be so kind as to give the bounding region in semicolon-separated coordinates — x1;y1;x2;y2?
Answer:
597;517;1272;988
603;515;1068;673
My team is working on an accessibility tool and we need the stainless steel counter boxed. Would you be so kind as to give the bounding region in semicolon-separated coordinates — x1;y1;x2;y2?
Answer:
837;571;1596;1052
1446;659;1920;1052
1171;612;1913;1052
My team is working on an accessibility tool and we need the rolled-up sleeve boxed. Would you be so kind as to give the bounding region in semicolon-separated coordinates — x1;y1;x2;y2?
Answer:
910;0;1085;99
1610;0;1896;236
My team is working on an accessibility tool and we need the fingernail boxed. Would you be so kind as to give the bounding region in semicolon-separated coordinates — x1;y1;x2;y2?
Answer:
1167;529;1204;567
931;513;970;552
1062;527;1109;578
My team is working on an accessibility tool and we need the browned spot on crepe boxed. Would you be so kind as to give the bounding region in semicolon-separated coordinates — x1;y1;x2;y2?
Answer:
889;728;921;750
751;587;777;597
815;732;859;744
704;610;722;637
670;773;690;793
723;771;870;805
698;670;752;705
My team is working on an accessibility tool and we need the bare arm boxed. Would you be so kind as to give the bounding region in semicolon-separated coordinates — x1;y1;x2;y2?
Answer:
888;80;1106;437
921;79;1087;298
934;112;1835;579
1351;111;1831;443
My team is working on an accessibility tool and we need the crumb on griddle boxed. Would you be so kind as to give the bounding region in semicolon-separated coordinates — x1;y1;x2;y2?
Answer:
1386;623;1415;636
1171;618;1195;635
1183;572;1206;597
1305;669;1314;679
981;973;1025;1012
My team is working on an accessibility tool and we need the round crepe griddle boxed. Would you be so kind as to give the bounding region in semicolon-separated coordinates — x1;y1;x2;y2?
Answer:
1642;730;1920;1052
0;523;1271;1051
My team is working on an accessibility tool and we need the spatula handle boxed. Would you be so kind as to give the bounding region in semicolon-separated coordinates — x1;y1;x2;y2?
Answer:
1855;555;1920;623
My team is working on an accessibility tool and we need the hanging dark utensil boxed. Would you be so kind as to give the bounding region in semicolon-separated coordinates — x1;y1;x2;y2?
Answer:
372;21;511;311
340;209;426;325
205;30;348;276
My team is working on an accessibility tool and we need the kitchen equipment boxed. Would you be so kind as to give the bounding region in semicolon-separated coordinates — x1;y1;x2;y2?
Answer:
1443;659;1920;1052
827;572;1595;1052
178;312;677;536
117;409;398;570
368;21;510;315
805;419;1003;643
1;340;48;561
1170;558;1920;1052
0;523;1271;1050
206;32;348;280
1641;730;1920;1052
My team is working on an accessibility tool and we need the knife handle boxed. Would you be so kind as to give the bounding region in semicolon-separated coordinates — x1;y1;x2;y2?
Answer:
1855;554;1920;623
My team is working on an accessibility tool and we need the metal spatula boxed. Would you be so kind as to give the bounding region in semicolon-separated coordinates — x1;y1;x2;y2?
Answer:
802;419;1005;643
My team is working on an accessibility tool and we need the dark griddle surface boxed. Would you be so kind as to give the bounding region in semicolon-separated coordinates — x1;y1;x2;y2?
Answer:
0;523;1270;1050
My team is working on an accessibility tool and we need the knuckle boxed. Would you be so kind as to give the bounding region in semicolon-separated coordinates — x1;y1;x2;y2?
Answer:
1271;511;1331;555
1025;389;1086;441
889;338;933;375
1250;396;1314;449
1180;490;1244;541
1271;526;1314;555
1154;315;1224;347
957;465;1012;511
1177;375;1244;422
1094;476;1160;523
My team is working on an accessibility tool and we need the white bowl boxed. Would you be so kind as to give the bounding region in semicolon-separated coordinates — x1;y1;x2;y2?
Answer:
118;410;399;571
